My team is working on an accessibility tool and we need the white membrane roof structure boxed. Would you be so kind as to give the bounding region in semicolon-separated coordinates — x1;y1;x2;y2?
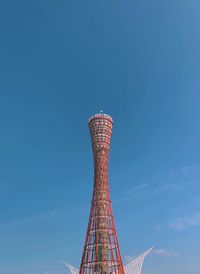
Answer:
63;247;153;274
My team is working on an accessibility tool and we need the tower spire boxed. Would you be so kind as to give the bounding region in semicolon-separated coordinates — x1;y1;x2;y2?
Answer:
79;113;124;274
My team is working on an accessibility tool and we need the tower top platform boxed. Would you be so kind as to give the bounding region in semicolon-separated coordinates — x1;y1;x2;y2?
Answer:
88;113;113;124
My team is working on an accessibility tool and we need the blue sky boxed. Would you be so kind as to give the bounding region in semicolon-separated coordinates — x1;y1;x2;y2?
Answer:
0;1;200;274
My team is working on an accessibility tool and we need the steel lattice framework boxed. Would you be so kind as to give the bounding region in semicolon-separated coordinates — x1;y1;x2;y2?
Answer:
63;113;152;274
123;248;153;274
63;247;153;274
79;113;124;274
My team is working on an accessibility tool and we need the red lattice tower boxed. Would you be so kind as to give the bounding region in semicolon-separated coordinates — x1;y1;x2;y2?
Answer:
79;113;125;274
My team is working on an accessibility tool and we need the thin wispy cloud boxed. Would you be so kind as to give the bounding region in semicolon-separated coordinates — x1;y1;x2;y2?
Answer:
113;183;148;204
156;213;200;231
154;182;185;194
169;213;200;231
0;207;87;230
154;162;200;195
181;163;200;178
155;224;163;232
128;183;148;194
114;162;200;204
154;249;180;257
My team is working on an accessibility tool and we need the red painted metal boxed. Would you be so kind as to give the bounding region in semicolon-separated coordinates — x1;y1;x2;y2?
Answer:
79;114;125;274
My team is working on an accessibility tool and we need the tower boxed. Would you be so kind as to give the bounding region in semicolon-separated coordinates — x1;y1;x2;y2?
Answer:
64;113;153;274
79;113;125;274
